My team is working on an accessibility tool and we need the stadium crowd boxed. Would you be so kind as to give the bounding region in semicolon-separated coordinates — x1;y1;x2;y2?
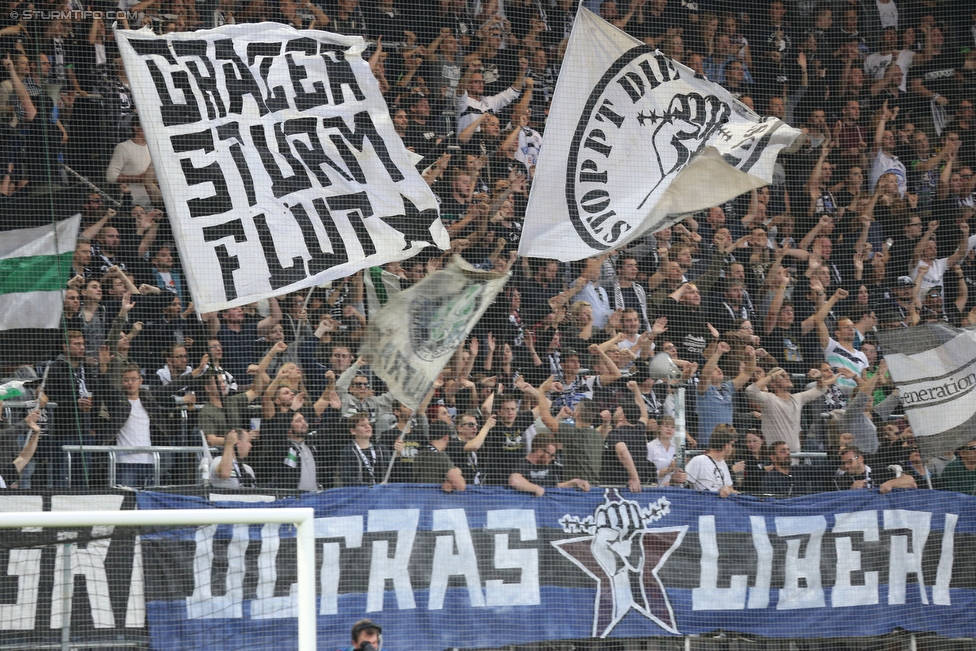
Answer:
1;0;976;497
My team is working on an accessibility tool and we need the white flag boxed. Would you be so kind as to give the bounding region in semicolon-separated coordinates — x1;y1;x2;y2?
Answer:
882;323;976;458
519;8;802;261
364;257;510;410
116;24;449;313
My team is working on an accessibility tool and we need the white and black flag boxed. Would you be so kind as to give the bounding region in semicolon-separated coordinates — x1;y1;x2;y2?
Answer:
519;8;803;261
881;323;976;458
116;24;449;313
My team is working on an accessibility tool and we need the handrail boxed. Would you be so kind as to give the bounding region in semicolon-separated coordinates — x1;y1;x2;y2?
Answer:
62;445;217;488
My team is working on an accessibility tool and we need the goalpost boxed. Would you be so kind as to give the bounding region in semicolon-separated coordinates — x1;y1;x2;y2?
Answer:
0;507;317;651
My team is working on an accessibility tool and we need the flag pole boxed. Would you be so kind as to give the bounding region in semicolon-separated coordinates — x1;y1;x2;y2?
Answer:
381;420;411;484
59;164;124;207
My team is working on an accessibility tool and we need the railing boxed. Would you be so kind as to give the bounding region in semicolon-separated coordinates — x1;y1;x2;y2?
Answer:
61;445;217;488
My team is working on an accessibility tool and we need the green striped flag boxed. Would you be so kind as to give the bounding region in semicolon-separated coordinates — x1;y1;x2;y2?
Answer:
0;204;80;331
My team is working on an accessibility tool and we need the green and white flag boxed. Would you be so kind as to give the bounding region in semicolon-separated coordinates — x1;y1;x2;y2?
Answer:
0;208;80;330
363;257;510;410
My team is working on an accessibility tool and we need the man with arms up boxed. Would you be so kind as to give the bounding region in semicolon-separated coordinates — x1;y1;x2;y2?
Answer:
745;363;836;452
530;377;610;486
210;429;255;488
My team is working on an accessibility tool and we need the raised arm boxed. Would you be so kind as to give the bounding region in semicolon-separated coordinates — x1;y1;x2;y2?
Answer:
764;282;788;335
214;430;239;479
699;342;730;394
872;101;898;156
810;286;849;345
1;55;36;122
952;265;969;314
256;297;282;335
525;376;560;433
12;412;43;473
589;343;623;385
911;221;939;268
946;222;971;269
732;346;756;391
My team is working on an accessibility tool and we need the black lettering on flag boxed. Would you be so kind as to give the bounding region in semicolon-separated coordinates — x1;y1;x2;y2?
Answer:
128;39;203;127
202;219;247;301
250;122;313;198
254;213;308;289
326;192;377;257
582;129;612;159
283;117;352;186
214;39;269;116
170;129;215;154
578;160;608;184
179;153;233;218
247;42;290;112
321;111;405;184
594;100;625;128
320;49;366;104
128;38;178;64
173;40;227;120
291;200;349;275
148;61;201;127
284;38;331;111
216;122;258;207
381;192;438;249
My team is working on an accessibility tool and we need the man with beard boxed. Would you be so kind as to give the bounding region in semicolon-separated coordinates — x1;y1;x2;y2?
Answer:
834;445;915;492
44;331;97;486
760;440;815;494
508;432;591;496
259;411;319;491
745;365;835;452
91;227;129;276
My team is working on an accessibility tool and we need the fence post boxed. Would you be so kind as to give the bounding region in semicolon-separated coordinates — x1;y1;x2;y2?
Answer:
61;542;72;651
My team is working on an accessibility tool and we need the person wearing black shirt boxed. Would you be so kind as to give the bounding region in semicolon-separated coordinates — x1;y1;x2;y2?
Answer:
204;300;282;383
759;440;817;495
518;259;561;328
401;94;442;166
908;27;962;134
888;214;924;279
446;411;488;486
834;445;916;492
601;388;650;490
412;422;466;491
507;432;590;496
339;412;396;486
0;410;42;489
736;429;769;494
377;397;431;483
762;301;809;376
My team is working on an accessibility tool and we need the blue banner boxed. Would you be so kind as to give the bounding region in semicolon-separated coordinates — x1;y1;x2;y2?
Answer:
136;487;976;650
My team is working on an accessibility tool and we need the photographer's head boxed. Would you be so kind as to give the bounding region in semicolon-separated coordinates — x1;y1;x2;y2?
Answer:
351;619;382;651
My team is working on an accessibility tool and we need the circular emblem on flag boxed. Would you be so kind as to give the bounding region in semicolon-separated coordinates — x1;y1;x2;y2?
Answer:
408;283;483;362
566;46;731;250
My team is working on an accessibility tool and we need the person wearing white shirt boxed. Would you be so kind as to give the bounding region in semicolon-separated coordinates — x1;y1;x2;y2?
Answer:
210;429;256;488
455;58;527;134
647;415;683;485
910;221;971;294
683;426;739;497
